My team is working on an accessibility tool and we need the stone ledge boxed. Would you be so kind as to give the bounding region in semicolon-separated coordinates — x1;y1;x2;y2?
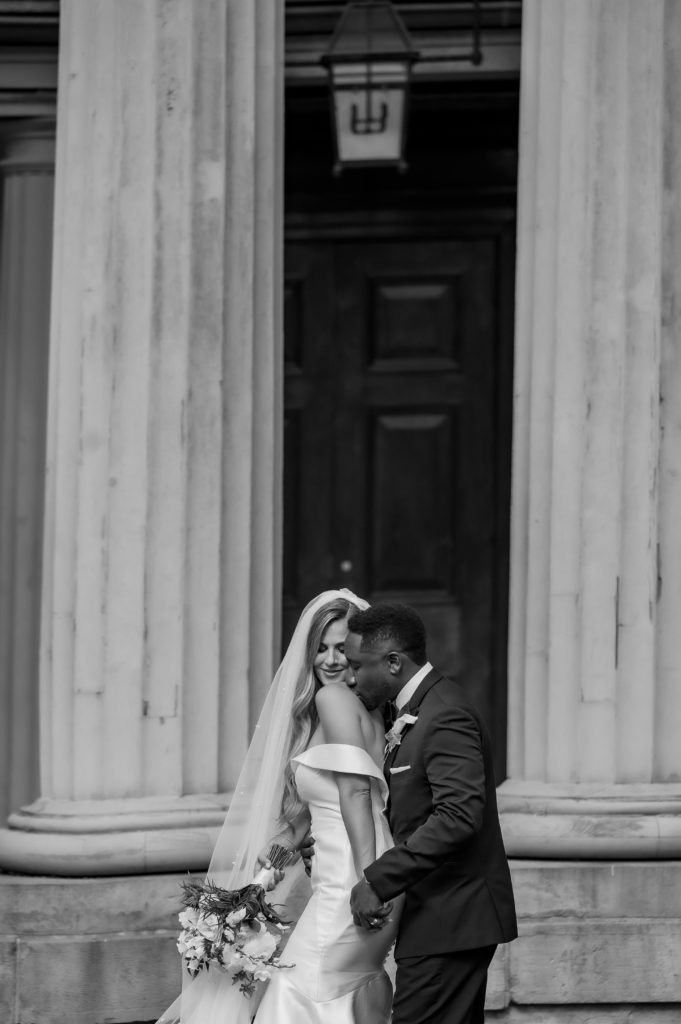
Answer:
508;859;681;918
4;862;675;935
486;1008;681;1024
0;794;235;875
0;872;189;935
8;793;231;832
0;823;222;875
499;781;681;858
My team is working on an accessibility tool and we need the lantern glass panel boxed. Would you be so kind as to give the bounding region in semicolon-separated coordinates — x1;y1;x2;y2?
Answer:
331;62;408;165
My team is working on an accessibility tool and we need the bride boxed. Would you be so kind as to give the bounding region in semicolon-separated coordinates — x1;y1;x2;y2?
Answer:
159;589;399;1024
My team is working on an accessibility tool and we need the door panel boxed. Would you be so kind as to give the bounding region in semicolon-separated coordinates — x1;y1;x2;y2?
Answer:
370;412;457;593
372;279;461;365
284;236;500;755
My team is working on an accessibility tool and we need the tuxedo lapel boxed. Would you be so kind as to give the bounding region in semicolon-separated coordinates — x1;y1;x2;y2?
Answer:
403;667;443;715
383;669;443;782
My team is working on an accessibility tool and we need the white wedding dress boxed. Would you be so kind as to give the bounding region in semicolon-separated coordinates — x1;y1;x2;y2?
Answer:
253;742;398;1024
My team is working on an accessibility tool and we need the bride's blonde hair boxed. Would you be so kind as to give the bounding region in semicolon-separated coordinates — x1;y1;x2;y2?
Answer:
279;596;353;829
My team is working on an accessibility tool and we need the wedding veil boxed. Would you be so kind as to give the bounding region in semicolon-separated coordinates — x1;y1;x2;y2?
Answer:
159;588;369;1024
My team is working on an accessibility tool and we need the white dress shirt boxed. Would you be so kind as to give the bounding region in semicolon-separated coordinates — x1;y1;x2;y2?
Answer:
395;661;433;710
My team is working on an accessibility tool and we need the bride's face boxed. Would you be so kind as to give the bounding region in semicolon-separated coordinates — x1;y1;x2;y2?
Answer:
314;617;351;688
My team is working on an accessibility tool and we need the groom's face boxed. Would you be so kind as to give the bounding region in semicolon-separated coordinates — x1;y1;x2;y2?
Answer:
344;631;395;711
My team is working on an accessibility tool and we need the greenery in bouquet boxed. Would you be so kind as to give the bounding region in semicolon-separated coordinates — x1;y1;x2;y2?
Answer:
177;844;294;997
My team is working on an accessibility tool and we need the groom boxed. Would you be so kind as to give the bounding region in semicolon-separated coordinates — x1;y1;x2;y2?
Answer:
346;602;517;1024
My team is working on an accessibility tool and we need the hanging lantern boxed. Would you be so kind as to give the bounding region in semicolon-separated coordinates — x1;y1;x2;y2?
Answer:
320;1;419;174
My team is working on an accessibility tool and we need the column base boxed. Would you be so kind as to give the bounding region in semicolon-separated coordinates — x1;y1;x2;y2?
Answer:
498;781;681;858
0;794;230;875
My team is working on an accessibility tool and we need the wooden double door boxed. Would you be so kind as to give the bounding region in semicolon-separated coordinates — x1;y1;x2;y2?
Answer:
283;233;510;768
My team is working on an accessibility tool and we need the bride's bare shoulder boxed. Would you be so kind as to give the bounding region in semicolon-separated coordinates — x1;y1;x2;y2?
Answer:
315;683;361;716
314;684;367;746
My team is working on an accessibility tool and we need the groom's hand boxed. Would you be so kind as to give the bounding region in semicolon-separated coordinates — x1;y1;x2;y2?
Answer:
300;830;316;876
350;875;392;930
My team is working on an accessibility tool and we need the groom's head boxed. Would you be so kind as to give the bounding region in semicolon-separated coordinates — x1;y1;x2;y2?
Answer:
345;603;427;710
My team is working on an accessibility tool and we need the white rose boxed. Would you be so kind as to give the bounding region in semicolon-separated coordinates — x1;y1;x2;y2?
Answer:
196;912;222;942
179;907;200;929
240;923;278;961
223;949;247;971
221;946;241;969
226;907;248;927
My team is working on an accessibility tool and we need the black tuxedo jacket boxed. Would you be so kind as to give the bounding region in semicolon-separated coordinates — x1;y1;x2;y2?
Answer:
364;669;517;958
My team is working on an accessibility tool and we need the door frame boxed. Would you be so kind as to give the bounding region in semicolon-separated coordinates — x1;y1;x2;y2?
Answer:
284;208;515;777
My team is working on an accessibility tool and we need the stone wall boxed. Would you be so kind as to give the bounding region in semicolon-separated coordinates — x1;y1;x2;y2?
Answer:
2;861;680;1023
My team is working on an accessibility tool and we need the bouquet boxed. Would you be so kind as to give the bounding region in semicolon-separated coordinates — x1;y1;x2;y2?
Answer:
177;843;295;997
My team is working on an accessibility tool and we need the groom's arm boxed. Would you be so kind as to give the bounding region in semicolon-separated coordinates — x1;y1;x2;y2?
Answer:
364;705;486;901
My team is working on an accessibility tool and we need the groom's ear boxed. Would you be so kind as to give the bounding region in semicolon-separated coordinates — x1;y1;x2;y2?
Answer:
385;651;402;674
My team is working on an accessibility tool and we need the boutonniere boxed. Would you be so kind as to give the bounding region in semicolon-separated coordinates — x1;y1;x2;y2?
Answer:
384;713;418;755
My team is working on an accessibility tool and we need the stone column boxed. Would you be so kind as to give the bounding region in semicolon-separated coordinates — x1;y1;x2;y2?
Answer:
0;0;283;875
500;0;681;856
0;122;55;822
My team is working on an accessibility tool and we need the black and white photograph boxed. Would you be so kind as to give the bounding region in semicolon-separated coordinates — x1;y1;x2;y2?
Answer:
0;2;679;1022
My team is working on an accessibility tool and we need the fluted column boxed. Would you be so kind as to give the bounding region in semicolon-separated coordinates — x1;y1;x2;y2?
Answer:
0;0;283;875
500;0;681;856
0;122;55;823
656;0;681;793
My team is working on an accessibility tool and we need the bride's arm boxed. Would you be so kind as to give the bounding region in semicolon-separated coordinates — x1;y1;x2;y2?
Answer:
260;805;311;857
276;806;312;851
315;686;376;878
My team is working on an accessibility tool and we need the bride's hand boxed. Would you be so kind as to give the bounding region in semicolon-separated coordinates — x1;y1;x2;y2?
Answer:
255;837;298;890
255;848;285;890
